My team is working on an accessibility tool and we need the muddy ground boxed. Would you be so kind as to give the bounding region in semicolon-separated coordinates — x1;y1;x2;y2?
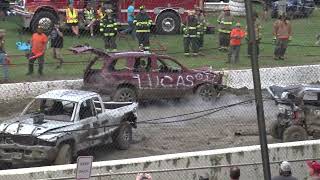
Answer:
0;90;281;165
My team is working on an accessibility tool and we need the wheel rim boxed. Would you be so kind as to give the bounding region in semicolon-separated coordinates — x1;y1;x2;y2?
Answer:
38;17;52;32
199;87;214;101
291;132;303;141
161;17;175;32
119;92;134;102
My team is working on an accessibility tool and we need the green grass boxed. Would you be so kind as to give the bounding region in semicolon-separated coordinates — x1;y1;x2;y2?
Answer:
0;6;320;82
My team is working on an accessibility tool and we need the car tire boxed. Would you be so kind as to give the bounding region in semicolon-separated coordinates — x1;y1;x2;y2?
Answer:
54;144;73;165
283;126;308;142
269;120;283;139
156;11;181;34
113;87;137;102
113;122;132;150
31;11;58;35
196;84;217;102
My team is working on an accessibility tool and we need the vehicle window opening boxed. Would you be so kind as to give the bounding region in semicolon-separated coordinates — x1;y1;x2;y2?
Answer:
93;97;102;114
133;57;151;72
156;58;182;73
79;99;96;120
109;58;128;72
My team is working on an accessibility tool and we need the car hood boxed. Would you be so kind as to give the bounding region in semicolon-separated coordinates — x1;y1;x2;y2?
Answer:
0;117;73;140
191;67;221;73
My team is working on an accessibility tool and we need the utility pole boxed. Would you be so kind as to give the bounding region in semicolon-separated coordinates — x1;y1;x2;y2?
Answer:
244;0;272;179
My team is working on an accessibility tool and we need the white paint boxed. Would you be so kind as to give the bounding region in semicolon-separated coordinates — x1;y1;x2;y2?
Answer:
76;156;93;180
1;140;320;180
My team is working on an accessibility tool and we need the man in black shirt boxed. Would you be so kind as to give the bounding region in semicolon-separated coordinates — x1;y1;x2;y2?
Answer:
50;23;64;69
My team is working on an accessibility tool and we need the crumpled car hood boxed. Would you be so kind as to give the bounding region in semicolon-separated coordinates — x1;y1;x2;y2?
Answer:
0;117;73;141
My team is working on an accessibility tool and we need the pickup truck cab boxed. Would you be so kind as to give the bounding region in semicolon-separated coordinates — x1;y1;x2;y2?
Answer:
0;89;138;167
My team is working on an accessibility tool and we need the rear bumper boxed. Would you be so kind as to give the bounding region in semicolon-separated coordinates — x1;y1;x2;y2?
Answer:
0;144;57;165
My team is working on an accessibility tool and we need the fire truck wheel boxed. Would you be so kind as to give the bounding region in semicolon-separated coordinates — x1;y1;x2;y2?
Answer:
31;11;58;35
156;11;180;34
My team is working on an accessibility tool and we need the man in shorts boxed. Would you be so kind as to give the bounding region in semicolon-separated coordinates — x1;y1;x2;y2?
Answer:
50;23;64;69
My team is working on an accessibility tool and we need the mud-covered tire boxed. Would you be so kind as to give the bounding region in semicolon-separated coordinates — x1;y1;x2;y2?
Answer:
54;144;73;165
31;11;58;35
283;126;308;142
113;122;132;150
269;120;283;139
156;11;181;34
196;84;217;102
113;87;137;102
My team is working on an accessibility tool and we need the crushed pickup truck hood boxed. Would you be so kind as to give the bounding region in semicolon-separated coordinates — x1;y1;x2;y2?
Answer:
0;117;73;139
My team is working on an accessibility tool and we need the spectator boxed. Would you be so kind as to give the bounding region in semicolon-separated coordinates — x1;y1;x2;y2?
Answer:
247;11;262;57
0;29;8;82
307;160;320;180
228;22;246;64
230;166;240;180
66;4;79;37
0;0;9;21
136;173;152;180
84;4;96;37
27;26;48;76
50;23;64;69
120;0;135;39
271;161;298;180
273;14;292;60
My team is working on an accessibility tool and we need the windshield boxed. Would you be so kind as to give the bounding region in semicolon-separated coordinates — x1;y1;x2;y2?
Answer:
24;99;77;122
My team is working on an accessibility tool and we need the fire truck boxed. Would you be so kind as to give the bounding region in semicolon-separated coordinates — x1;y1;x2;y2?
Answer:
13;0;204;34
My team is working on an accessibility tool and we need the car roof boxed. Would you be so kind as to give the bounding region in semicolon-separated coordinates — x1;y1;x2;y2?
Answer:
36;89;98;102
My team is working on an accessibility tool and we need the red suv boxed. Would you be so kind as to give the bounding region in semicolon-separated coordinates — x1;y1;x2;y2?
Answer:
71;46;224;102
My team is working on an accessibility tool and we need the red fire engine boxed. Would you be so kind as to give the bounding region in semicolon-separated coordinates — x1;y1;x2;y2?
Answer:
13;0;204;34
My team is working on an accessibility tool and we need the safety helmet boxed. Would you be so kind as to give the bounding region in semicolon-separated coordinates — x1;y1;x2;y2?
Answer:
223;5;230;11
139;5;145;10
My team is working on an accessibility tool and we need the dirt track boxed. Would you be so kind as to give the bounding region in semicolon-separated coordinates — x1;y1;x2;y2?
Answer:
0;91;280;164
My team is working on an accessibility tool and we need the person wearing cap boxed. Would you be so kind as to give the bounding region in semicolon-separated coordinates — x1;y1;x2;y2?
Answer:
65;4;79;37
307;160;320;180
230;166;240;180
120;0;136;39
246;11;262;57
195;6;207;49
27;26;48;76
217;6;234;51
273;14;292;60
228;22;245;64
0;29;9;82
100;8;118;52
133;5;153;52
271;161;298;180
182;11;200;56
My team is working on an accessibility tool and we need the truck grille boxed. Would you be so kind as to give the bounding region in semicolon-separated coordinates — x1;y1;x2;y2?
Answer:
0;134;36;146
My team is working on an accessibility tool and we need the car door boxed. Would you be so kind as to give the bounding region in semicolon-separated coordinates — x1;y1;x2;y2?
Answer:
77;99;99;146
151;56;186;98
131;55;155;99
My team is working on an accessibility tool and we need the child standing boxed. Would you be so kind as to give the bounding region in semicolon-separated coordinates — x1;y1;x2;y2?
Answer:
228;22;246;64
0;29;8;82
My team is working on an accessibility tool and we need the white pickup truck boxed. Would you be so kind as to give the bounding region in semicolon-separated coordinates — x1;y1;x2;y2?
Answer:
0;89;138;166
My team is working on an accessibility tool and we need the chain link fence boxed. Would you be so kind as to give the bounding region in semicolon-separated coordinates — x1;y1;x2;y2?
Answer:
0;1;320;179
